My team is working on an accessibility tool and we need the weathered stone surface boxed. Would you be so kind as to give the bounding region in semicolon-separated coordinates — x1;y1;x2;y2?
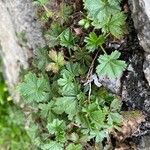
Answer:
137;135;150;150
97;75;122;94
129;0;150;53
121;49;150;112
0;0;45;102
143;53;150;86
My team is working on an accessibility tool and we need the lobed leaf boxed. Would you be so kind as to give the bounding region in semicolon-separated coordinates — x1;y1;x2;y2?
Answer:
96;50;127;79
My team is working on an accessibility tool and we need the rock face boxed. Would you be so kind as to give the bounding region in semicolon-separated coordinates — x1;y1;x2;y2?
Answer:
0;0;45;102
124;1;150;148
129;0;150;88
143;53;150;86
129;0;150;53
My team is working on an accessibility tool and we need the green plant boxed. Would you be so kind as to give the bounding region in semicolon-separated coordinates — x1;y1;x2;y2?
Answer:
96;50;127;78
59;28;75;49
45;22;64;48
17;72;50;103
33;47;49;70
78;18;90;29
58;2;73;24
17;0;129;149
0;73;34;150
84;0;126;38
84;32;105;52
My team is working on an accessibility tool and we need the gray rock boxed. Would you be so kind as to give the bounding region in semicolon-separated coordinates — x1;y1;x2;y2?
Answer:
0;0;45;102
121;49;150;113
129;0;150;53
143;53;150;86
84;74;122;94
137;135;150;150
97;75;122;94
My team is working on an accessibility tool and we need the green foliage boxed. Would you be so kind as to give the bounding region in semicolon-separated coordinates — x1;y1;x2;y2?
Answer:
41;142;64;150
84;0;126;38
17;0;129;149
45;22;64;48
47;119;66;143
66;143;82;150
96;50;127;78
78;19;90;29
17;72;50;103
33;0;48;5
74;48;92;66
84;0;121;22
99;12;127;38
0;73;34;150
33;47;49;70
59;28;75;49
54;97;78;120
58;2;73;24
84;32;105;52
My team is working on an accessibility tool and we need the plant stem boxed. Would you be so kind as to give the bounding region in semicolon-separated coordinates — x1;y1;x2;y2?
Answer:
43;4;52;17
68;48;72;57
100;45;107;55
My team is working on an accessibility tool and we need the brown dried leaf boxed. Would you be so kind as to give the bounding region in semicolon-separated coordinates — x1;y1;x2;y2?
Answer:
112;111;145;142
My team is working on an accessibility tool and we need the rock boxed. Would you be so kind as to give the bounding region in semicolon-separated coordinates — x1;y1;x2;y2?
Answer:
143;53;150;86
137;135;150;150
121;49;150;112
0;0;45;102
84;74;122;94
97;75;122;94
129;0;150;53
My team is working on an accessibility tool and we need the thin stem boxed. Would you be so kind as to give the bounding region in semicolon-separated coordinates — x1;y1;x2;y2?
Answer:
68;48;72;57
100;45;107;55
88;83;91;103
43;4;52;16
105;33;110;38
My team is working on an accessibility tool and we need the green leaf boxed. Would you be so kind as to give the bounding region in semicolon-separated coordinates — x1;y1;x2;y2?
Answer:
17;72;50;103
46;119;67;143
41;141;64;150
96;50;127;79
83;0;126;38
100;12;126;38
84;0;121;22
33;0;48;5
58;3;73;24
90;110;106;125
46;50;65;73
66;143;82;150
74;48;92;66
47;119;66;134
38;101;54;119
45;22;64;47
59;28;75;49
64;63;80;77
89;130;108;143
84;32;105;52
110;98;121;111
53;97;78;120
57;72;75;93
107;112;122;125
78;19;90;29
33;47;49;70
58;63;80;94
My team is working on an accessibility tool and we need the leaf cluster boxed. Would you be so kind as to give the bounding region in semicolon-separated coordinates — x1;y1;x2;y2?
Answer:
17;0;129;149
84;0;126;38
